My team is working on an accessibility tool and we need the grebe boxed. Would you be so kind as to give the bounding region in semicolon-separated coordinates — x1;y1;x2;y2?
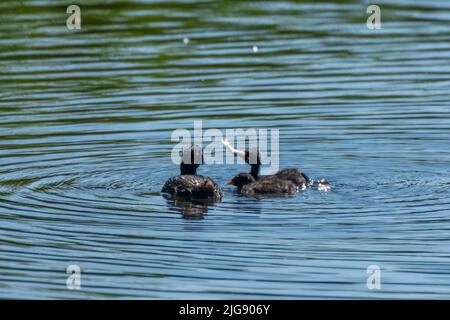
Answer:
222;139;311;193
161;145;223;200
228;172;298;196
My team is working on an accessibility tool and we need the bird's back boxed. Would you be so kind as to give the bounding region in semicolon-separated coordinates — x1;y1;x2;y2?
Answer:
273;168;310;187
162;175;223;200
241;177;298;196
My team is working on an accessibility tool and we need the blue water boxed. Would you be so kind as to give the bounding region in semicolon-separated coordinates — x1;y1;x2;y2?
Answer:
0;0;450;299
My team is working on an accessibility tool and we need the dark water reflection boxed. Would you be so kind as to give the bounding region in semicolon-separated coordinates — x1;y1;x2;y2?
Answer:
1;0;450;298
165;196;214;220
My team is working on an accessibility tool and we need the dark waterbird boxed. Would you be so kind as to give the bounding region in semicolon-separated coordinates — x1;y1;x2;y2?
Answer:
222;139;311;196
161;145;223;201
228;172;298;197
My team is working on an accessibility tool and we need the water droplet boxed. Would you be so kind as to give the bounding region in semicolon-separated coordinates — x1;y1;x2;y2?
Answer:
318;179;331;192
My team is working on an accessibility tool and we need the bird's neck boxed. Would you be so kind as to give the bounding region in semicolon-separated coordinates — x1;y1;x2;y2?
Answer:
250;164;260;180
180;163;198;175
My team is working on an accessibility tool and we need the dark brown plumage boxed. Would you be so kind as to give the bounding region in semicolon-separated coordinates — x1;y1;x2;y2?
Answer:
162;175;223;200
228;173;298;196
243;149;310;188
161;145;223;200
273;168;311;188
223;143;312;196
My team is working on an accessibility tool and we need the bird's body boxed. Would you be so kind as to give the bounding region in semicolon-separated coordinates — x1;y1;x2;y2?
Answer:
272;168;310;189
228;172;298;197
221;140;313;196
162;175;223;200
241;177;298;196
161;145;223;201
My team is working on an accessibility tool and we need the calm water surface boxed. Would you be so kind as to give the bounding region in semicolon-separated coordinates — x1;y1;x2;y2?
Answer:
1;0;450;299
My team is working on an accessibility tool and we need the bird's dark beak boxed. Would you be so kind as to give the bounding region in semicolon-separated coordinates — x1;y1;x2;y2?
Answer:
227;179;234;185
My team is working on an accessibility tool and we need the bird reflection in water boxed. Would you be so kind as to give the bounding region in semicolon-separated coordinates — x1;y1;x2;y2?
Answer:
164;195;219;220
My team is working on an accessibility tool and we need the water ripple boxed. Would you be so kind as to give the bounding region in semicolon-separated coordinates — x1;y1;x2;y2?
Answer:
0;0;450;299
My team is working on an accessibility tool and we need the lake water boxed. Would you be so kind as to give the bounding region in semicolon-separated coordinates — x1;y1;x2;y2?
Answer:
1;0;450;299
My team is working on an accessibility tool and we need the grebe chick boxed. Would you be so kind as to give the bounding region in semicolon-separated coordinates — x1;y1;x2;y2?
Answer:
222;139;311;189
228;172;298;197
